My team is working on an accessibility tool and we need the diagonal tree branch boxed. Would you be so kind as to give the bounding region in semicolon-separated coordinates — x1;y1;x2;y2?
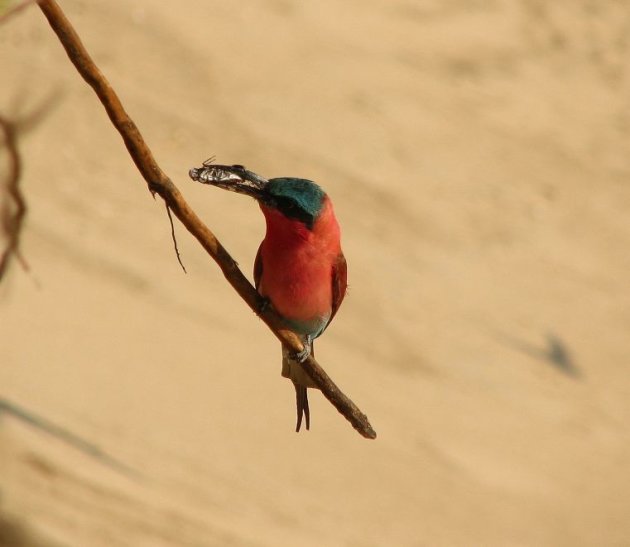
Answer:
36;0;376;439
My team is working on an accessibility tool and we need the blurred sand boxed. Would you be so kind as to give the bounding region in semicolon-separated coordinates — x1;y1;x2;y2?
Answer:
1;0;630;545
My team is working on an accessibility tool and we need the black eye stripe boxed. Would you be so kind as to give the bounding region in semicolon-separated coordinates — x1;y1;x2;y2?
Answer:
268;195;315;229
278;196;296;209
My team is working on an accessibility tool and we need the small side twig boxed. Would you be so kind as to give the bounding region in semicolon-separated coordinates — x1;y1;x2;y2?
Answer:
165;203;186;273
36;0;376;438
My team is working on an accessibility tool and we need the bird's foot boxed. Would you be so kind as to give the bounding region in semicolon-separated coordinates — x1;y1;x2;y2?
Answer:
292;335;312;363
257;296;272;316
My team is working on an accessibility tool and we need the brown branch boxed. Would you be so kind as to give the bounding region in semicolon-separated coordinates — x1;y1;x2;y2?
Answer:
0;114;28;280
36;0;376;439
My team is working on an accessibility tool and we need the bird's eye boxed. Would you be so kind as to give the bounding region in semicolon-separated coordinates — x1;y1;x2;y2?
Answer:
277;197;295;211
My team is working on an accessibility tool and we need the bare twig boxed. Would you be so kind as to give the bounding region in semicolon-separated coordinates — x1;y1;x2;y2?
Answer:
0;115;28;279
36;0;376;439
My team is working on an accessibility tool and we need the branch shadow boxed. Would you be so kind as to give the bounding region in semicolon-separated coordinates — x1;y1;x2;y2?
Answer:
493;330;581;378
0;397;140;479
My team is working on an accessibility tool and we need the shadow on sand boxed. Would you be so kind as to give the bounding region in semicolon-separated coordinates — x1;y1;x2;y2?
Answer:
493;331;581;378
0;397;139;478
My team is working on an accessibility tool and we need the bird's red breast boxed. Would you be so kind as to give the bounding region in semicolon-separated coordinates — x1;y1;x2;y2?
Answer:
254;196;347;336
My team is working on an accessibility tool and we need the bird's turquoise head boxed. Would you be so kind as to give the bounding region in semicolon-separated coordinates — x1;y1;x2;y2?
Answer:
263;178;326;229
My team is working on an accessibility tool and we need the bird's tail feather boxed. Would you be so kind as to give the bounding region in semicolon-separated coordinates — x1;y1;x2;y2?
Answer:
294;383;310;432
282;337;315;432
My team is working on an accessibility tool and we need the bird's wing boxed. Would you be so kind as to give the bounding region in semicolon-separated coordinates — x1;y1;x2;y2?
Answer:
253;243;263;290
326;252;347;329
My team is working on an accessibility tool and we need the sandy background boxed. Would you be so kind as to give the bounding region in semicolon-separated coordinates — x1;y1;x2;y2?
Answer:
1;0;630;545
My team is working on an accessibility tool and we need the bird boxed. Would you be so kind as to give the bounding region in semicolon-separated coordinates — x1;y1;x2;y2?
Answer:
190;163;347;432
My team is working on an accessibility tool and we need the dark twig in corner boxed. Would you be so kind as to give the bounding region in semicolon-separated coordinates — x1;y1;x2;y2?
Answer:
0;115;28;280
36;0;376;439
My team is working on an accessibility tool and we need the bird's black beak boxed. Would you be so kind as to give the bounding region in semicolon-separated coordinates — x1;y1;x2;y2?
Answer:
189;162;268;200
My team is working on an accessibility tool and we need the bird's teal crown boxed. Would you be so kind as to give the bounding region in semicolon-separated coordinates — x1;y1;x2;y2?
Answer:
264;178;326;228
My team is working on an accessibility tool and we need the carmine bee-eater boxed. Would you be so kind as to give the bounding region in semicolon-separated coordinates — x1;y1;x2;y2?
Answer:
189;162;347;432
